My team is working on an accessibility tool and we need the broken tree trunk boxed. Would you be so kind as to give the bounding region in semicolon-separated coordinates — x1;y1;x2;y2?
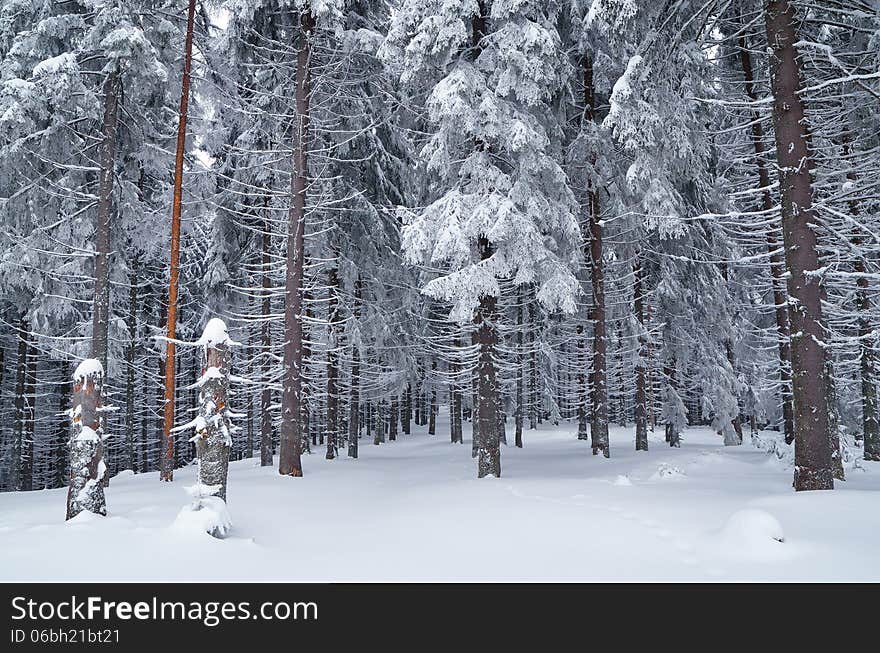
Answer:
66;360;107;520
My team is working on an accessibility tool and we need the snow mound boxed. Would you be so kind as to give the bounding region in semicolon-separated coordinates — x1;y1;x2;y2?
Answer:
172;496;232;539
651;463;685;480
716;509;787;561
613;475;632;486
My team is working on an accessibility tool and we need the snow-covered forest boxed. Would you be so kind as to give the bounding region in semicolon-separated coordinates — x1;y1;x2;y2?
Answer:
1;0;879;580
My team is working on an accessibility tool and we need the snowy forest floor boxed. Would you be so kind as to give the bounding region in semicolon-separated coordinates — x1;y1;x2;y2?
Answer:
2;419;879;582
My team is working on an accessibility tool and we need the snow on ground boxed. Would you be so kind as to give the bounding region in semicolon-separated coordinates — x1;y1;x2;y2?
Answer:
1;419;878;582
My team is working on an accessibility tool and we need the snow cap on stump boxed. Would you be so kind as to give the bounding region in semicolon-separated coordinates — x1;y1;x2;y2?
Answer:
73;358;104;381
196;318;236;348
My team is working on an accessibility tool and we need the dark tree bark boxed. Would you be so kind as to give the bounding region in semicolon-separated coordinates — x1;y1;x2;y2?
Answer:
389;397;398;442
402;383;412;435
279;9;314;478
348;277;362;458
326;260;340;460
515;289;525;448
91;68;119;372
8;322;28;491
260;217;274;466
20;337;36;492
584;56;609;458
764;0;833;490
124;264;138;471
476;238;501;478
737;34;795;444
528;296;538;430
450;335;464;444
55;365;70;488
428;360;437;435
634;258;648;451
162;0;198;482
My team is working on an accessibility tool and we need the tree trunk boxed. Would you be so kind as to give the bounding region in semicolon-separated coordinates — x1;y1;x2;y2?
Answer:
737;34;795;444
55;365;70;488
326;260;339;460
584;56;609;458
259;216;274;466
428;360;437;435
528;297;538;430
124;264;138;471
8;322;28;491
476;237;501;478
403;383;412;434
515;292;525;448
161;0;198;482
634;258;648;451
20;338;36;492
279;9;313;478
66;360;107;520
764;0;833;490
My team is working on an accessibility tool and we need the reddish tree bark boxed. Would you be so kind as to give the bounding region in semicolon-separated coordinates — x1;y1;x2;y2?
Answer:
161;0;197;482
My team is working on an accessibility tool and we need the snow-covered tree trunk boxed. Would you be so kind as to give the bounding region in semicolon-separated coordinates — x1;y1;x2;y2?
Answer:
279;8;313;478
162;0;198;483
634;259;648;451
764;0;833;491
389;397;399;442
736;35;795;445
191;320;233;502
66;360;107;520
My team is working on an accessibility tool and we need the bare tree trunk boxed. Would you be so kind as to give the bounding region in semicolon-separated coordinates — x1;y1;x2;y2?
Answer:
737;34;795;444
529;296;538;430
8;322;28;491
161;0;197;482
66;361;107;520
515;290;525;448
279;9;313;477
21;338;36;491
401;384;410;435
764;0;833;490
348;276;362;458
476;238;500;478
260;217;273;466
124;264;138;471
584;56;609;458
326;260;339;460
428;360;437;435
634;258;648;451
55;364;70;488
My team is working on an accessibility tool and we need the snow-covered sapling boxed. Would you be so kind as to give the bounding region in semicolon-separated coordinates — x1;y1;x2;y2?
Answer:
65;359;108;520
